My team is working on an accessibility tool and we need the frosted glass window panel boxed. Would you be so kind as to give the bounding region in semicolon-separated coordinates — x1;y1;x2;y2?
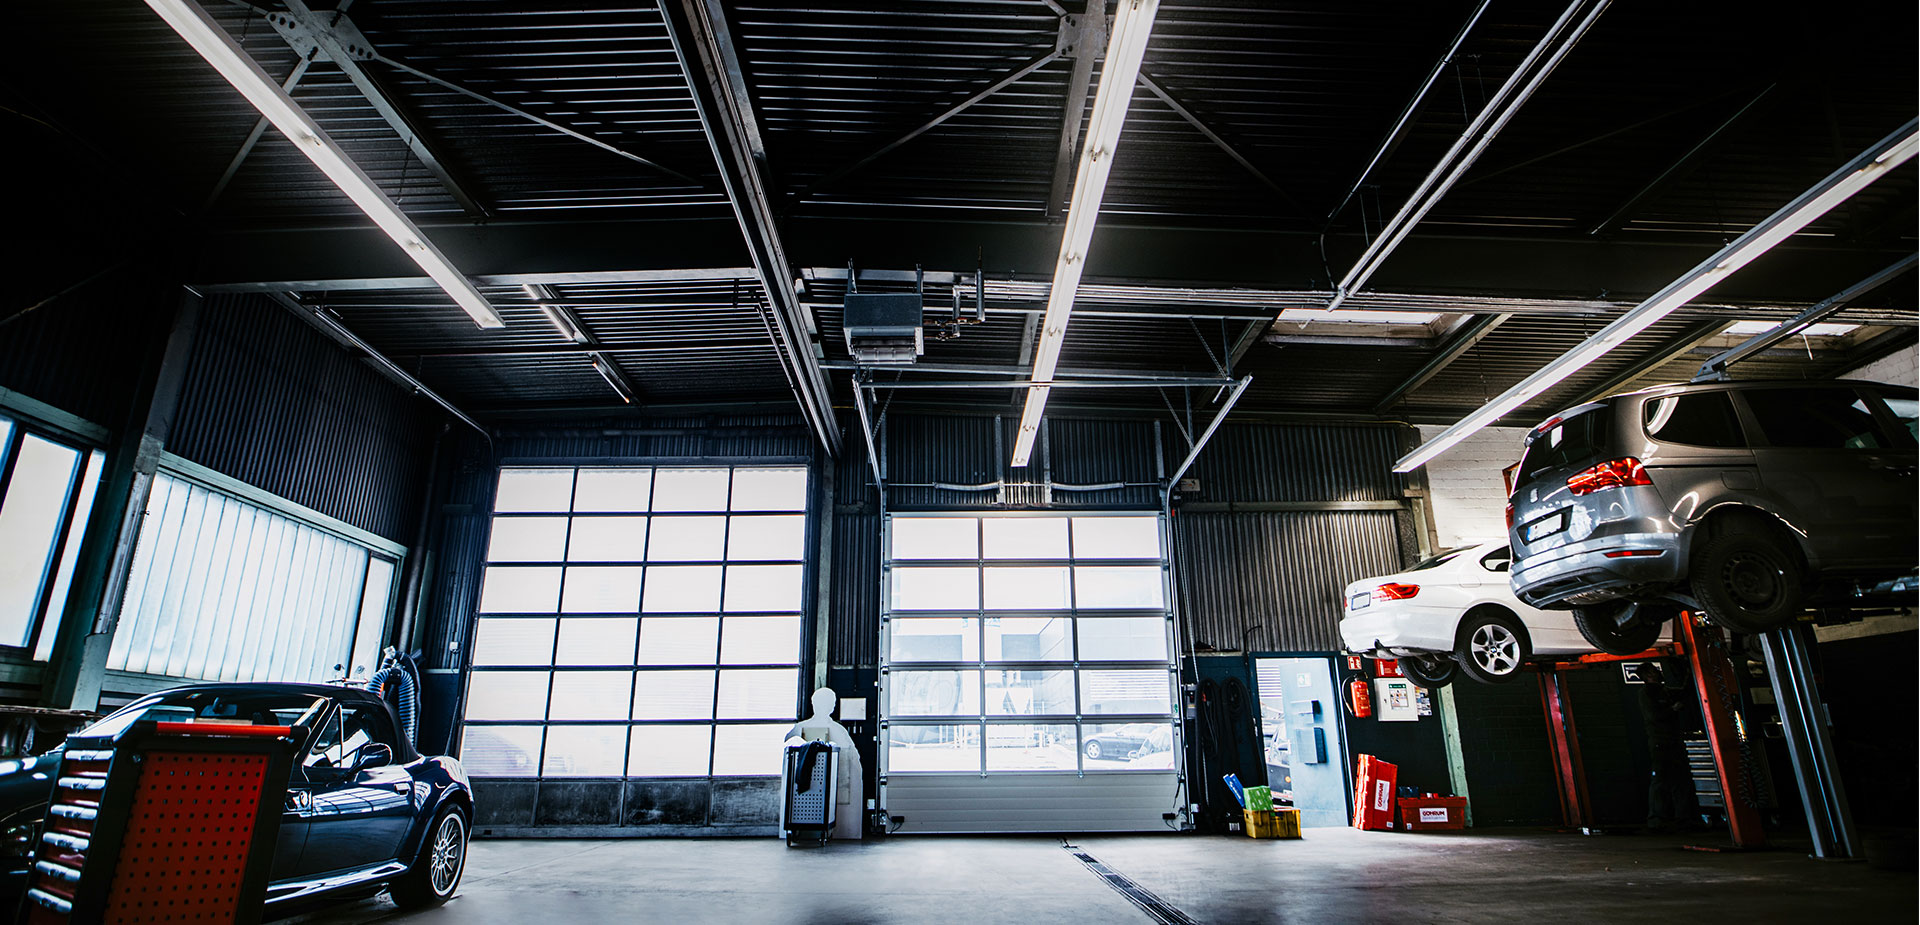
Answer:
1082;722;1175;770
631;669;717;720
560;566;643;613
638;617;720;665
719;615;803;665
548;671;633;721
478;567;562;614
36;448;103;662
542;725;627;777
886;724;980;773
729;468;808;511
652;469;730;512
646;516;727;561
460;725;542;776
1072;567;1165;609
572;469;652;513
726;515;806;561
985;617;1073;662
1071;517;1161;559
712;723;789;776
566;516;648;562
555;617;639;666
485;516;568;562
982;567;1071;610
889;617;978;663
723;564;804;613
465;671;550;721
628;725;713;776
494;469;574;513
890;567;979;611
641;565;722;613
985;669;1075;716
889;670;980;717
986;724;1077;772
347;558;395;679
471;618;557;667
0;421;10;462
0;434;81;647
1077;617;1169;661
717;668;799;719
981;516;1069;559
1079;670;1173;716
890;517;978;560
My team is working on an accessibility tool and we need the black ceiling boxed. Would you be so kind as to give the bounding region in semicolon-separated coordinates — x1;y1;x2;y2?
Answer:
7;0;1915;435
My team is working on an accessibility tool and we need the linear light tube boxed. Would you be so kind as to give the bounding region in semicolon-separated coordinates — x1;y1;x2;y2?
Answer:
1395;121;1917;473
523;284;588;343
143;0;504;329
1013;0;1160;467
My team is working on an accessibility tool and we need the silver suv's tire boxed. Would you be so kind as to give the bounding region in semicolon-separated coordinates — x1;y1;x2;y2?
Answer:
1691;531;1803;634
1454;610;1529;684
1573;600;1671;655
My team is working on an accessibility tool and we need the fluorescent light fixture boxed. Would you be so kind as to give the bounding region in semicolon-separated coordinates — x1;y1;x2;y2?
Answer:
1012;0;1161;467
143;0;503;329
1723;320;1857;337
1395;119;1918;474
1277;308;1442;325
590;355;635;404
524;284;589;344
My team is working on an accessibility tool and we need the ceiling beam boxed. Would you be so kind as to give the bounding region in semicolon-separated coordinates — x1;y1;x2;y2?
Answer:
273;1;490;219
1047;7;1106;219
659;0;839;455
525;283;641;405
1370;312;1515;413
1695;254;1916;380
1137;69;1302;214
1566;320;1725;406
392;341;778;360
1586;84;1776;237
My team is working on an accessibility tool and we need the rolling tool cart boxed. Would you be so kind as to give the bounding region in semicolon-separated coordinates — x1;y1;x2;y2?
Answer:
22;718;299;925
781;741;839;847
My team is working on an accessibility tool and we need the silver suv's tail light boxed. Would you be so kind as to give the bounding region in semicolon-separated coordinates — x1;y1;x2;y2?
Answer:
1567;457;1651;496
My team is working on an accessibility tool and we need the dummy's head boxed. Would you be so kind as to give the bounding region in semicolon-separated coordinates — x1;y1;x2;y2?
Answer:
811;687;838;717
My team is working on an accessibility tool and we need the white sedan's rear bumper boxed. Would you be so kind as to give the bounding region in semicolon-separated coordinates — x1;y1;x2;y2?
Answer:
1338;604;1456;657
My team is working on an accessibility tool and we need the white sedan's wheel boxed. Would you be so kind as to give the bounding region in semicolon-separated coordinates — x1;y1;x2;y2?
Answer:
1454;610;1530;684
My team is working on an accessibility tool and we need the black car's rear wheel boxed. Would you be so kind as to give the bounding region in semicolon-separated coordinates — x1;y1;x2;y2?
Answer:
1691;531;1803;634
1398;654;1456;689
391;804;467;909
1573;600;1672;655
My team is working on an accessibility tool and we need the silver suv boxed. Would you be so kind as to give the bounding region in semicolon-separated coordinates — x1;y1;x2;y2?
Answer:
1508;380;1917;652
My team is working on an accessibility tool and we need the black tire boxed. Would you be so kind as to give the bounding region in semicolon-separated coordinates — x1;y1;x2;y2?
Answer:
1691;530;1804;634
391;804;468;909
1573;600;1673;655
1084;741;1102;760
1398;654;1456;689
1454;610;1530;684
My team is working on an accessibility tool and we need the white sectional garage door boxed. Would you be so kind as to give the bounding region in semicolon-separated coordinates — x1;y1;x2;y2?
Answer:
880;513;1183;833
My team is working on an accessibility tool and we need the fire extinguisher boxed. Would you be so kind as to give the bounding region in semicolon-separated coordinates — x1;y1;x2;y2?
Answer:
1346;676;1373;718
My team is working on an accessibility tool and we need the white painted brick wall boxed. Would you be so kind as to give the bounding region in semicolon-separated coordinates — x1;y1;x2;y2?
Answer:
1842;343;1917;388
1416;425;1530;548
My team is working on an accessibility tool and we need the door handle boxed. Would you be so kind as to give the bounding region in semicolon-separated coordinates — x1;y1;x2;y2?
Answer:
286;790;313;816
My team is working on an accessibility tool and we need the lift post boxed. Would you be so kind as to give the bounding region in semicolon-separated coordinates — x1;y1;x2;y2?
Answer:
1758;625;1858;858
1538;669;1593;830
1675;613;1769;849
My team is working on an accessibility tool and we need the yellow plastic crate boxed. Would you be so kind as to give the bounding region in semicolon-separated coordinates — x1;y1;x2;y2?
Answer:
1244;807;1302;839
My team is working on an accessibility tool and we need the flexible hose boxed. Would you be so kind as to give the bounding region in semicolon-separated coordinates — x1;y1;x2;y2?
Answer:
367;653;419;748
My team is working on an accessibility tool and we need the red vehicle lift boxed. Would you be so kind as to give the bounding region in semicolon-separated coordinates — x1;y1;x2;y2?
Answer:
1532;612;1768;849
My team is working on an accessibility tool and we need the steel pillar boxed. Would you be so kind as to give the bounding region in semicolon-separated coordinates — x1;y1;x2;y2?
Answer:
1538;668;1593;829
42;290;201;711
1676;613;1769;849
1758;625;1859;858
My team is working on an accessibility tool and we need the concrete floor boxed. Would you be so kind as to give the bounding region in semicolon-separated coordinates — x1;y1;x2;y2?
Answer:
289;829;1916;925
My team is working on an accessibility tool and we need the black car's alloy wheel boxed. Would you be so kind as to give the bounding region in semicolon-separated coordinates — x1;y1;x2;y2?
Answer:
392;805;468;909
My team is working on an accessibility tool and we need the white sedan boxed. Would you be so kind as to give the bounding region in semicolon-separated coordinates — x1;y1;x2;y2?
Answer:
1338;542;1638;685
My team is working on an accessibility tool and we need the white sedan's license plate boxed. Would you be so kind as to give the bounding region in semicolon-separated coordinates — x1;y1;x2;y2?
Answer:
1524;510;1568;542
1349;591;1371;610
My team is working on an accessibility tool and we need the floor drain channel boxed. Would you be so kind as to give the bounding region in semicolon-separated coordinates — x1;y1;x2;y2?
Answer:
1062;844;1199;925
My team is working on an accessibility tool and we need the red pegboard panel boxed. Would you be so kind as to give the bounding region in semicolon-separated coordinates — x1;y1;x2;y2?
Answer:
102;751;272;924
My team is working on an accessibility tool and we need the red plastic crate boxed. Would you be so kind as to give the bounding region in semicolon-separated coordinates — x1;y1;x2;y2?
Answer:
1352;755;1398;831
1398;796;1468;831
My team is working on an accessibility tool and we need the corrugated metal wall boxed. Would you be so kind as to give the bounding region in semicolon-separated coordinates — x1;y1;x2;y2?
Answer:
883;413;1161;510
1171;422;1419;653
169;294;437;542
830;437;880;669
0;274;174;433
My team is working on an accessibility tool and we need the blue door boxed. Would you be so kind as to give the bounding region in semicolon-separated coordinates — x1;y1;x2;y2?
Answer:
293;703;414;877
1255;657;1349;827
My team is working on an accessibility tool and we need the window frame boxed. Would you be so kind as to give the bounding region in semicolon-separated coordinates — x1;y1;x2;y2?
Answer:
1733;386;1897;451
0;412;104;659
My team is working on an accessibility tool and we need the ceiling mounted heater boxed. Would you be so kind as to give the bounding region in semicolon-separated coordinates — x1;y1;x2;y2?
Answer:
843;293;925;366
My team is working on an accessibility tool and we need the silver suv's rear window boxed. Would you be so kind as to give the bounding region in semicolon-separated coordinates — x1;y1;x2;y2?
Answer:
1518;409;1609;482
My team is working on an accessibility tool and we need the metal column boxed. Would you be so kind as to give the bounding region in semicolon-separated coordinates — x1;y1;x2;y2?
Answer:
1676;613;1768;849
1759;625;1858;858
1538;669;1593;830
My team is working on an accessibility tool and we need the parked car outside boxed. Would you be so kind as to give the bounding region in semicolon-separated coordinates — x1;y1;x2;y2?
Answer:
1083;723;1165;761
0;683;472;919
1508;380;1917;650
1340;541;1656;684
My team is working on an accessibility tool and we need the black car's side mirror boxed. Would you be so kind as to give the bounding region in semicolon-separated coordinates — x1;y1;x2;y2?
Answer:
353;743;394;773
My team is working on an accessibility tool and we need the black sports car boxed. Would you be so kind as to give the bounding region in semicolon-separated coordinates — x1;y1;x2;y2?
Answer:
0;682;472;919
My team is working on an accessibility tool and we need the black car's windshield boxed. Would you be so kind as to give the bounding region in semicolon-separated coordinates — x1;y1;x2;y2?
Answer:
1518;407;1610;482
81;691;328;740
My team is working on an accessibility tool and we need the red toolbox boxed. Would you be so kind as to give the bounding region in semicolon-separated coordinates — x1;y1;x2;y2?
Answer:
1351;755;1399;831
1397;795;1468;831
